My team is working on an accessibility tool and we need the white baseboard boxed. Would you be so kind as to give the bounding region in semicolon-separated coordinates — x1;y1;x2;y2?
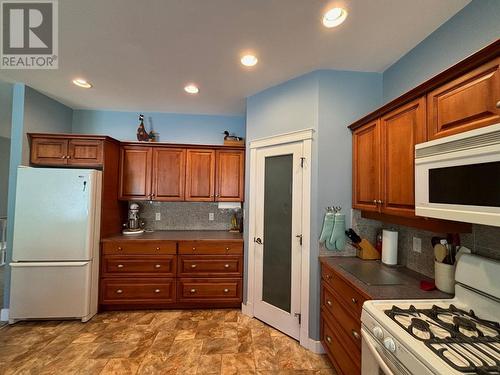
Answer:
240;302;253;317
306;338;325;354
0;308;9;322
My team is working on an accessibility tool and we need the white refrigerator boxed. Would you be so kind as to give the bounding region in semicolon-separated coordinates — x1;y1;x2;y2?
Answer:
9;167;102;323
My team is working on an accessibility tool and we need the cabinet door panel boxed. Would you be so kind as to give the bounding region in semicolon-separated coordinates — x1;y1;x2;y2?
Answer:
428;57;500;139
381;97;426;217
185;149;215;201
30;138;68;165
153;148;186;201
216;150;244;201
68;139;103;166
352;121;380;211
119;146;152;200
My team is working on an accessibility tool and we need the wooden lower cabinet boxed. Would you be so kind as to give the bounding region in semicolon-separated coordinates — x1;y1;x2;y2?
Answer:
100;239;243;310
320;261;370;374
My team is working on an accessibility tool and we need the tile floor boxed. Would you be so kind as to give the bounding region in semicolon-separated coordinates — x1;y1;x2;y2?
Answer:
0;309;335;374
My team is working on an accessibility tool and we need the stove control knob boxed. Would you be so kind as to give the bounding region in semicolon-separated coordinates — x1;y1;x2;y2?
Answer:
383;337;396;353
372;326;384;340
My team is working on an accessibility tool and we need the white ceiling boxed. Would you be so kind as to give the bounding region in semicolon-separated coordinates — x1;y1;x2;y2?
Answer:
0;0;470;115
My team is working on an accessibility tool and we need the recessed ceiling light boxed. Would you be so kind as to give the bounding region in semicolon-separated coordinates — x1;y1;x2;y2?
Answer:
72;78;92;88
184;84;199;94
240;54;258;67
322;7;348;28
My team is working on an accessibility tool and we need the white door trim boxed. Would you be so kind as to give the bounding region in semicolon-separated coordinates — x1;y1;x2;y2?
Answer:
245;128;313;350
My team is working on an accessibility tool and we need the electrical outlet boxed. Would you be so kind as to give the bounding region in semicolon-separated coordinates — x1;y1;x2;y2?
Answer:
413;237;422;253
209;212;215;221
155;212;161;221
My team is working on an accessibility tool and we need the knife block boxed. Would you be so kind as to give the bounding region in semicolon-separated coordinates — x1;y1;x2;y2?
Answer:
356;239;381;260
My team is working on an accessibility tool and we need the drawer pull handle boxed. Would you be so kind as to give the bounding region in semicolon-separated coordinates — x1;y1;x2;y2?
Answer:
154;264;161;268
190;288;196;293
117;247;122;251
351;297;358;304
117;264;124;268
326;300;332;307
156;247;160;251
116;289;123;294
224;264;230;268
223;288;229;293
191;264;197;269
192;247;196;251
326;336;332;344
352;330;360;340
154;289;161;293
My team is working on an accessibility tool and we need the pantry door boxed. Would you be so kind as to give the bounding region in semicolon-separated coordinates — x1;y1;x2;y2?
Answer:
253;141;303;340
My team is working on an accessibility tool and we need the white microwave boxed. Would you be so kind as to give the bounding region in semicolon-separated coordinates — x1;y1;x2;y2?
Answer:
415;123;500;227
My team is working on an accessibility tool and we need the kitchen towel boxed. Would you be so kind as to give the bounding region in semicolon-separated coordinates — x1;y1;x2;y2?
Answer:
328;213;346;251
382;229;398;265
319;211;335;243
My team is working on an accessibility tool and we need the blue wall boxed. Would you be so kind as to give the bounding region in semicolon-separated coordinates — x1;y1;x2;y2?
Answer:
3;85;73;308
72;110;245;145
0;81;13;218
383;0;500;102
245;70;382;340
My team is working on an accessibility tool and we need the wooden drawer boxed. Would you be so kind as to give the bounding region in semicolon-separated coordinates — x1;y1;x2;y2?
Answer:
321;283;362;349
102;255;176;276
321;313;360;375
178;241;243;255
102;241;177;255
177;278;242;302
321;263;367;318
178;255;242;277
101;278;175;304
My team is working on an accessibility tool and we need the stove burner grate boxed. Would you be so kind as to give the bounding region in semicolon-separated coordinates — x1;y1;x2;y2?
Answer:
385;304;500;374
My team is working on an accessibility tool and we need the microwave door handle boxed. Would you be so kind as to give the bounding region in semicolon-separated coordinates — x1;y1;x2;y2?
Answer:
361;329;396;375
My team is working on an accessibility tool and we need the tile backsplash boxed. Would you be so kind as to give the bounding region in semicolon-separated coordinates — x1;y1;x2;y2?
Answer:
131;201;242;231
344;210;500;278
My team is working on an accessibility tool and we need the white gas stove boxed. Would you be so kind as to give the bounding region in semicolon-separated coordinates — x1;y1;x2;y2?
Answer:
361;254;500;375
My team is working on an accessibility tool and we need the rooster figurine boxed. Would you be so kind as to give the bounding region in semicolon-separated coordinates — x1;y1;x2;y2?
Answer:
136;114;149;141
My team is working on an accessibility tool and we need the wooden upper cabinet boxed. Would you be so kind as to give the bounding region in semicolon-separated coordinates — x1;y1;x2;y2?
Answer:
427;57;500;140
352;120;380;212
380;97;426;217
119;146;152;200
67;139;103;166
185;149;216;201
30;138;69;165
216;150;244;202
152;148;186;201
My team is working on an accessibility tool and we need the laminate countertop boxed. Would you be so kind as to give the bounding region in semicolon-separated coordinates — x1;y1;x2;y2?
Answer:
102;230;244;242
320;256;451;300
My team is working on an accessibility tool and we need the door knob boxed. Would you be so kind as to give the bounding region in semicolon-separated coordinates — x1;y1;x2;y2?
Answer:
255;237;263;245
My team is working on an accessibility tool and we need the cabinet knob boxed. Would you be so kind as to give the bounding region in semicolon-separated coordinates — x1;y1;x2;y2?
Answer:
156;247;160;251
190;288;196;293
224;264;230;268
326;300;332;307
225;247;230;251
223;288;229;293
66;155;71;159
191;264;197;269
496;100;500;109
326;336;332;344
116;289;123;294
352;330;360;340
325;274;331;280
192;247;196;251
117;264;124;268
215;194;219;197
377;199;383;204
117;247;122;251
351;297;358;304
61;156;66;159
154;264;161;268
154;289;161;293
373;199;377;204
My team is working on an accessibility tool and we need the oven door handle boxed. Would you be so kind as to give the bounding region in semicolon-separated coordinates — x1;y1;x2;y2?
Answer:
362;328;395;375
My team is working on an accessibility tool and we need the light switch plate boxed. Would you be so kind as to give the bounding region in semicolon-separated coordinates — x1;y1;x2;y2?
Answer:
413;237;422;253
155;212;161;221
209;213;215;221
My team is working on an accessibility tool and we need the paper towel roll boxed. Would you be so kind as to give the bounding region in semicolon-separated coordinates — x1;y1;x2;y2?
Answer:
382;229;398;265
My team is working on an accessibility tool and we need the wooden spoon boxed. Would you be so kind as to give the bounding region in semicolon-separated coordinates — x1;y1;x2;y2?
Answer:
434;244;447;263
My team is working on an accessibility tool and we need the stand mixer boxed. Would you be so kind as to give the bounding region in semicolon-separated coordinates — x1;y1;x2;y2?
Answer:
122;203;145;235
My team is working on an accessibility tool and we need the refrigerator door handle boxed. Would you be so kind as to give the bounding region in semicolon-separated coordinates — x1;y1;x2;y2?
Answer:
10;262;89;267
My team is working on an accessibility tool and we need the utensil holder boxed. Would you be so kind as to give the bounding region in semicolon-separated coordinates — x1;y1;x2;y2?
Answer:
435;261;455;294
